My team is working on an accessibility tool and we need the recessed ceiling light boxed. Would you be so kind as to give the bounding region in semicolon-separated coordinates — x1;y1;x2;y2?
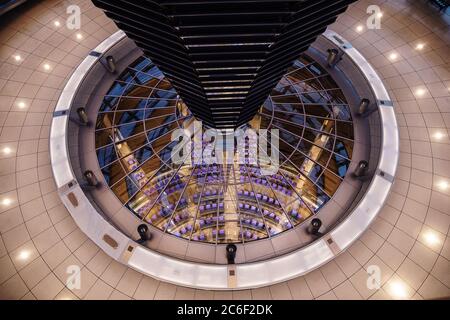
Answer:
356;25;364;32
43;63;51;71
388;281;408;299
377;12;383;18
2;198;12;206
432;131;445;140
17;101;26;109
18;250;31;260
423;230;440;246
416;43;425;50
76;33;83;40
54;20;61;27
437;180;449;191
3;147;12;155
13;54;22;62
389;53;398;61
415;88;426;97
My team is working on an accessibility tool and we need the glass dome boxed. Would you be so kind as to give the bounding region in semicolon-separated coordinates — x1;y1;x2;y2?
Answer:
95;54;354;244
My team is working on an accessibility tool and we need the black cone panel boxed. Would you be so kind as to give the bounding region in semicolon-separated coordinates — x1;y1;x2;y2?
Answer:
92;0;356;128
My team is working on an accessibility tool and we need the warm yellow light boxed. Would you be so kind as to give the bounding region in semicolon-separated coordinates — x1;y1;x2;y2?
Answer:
54;20;61;27
76;33;83;40
432;131;445;140
415;88;426;97
58;295;74;300
18;250;30;260
13;54;22;62
389;53;398;61
437;180;449;191
17;101;26;109
3;147;12;155
43;63;51;71
423;231;440;246
2;198;11;206
416;43;425;50
356;25;364;32
388;281;408;299
377;12;383;18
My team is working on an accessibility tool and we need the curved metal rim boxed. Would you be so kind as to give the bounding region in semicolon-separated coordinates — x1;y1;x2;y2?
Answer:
50;30;399;290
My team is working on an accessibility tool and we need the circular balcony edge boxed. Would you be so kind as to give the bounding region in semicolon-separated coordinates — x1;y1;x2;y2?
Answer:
75;36;368;265
49;30;399;290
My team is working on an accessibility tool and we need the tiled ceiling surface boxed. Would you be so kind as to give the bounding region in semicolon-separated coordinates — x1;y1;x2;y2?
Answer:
0;0;449;299
91;0;356;128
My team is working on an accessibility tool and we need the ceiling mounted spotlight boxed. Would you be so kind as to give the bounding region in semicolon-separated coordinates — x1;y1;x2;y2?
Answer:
327;48;341;68
73;107;90;126
103;55;116;73
136;224;152;244
353;160;369;179
357;98;371;117
307;218;323;237
83;170;100;189
226;244;237;264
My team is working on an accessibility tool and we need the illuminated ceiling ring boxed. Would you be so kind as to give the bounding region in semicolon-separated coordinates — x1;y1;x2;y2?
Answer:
50;30;398;290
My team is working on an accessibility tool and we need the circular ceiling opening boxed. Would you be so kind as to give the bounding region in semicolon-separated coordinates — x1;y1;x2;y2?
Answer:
94;53;354;244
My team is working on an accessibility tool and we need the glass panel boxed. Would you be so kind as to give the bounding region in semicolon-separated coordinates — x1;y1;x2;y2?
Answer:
95;53;354;244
